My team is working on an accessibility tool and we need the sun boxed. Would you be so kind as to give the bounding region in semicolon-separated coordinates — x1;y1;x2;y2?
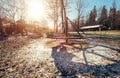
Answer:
26;0;54;29
27;0;45;21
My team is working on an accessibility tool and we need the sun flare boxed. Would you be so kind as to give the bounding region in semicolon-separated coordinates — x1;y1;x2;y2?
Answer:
27;0;45;21
26;0;54;29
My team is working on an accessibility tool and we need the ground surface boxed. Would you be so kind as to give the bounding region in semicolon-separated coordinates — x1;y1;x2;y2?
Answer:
0;34;120;78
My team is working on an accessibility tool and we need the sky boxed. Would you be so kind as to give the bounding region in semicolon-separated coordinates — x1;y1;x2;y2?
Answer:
18;0;120;24
68;0;120;20
25;0;120;28
2;0;119;28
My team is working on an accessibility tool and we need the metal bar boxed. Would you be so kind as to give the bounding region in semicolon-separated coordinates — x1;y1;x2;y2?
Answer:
67;17;83;38
49;37;84;39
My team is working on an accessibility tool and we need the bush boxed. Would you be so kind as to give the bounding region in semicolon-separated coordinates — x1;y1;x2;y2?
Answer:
41;28;53;36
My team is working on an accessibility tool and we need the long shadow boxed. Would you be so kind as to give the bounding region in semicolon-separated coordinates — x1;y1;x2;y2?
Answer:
52;45;88;76
52;46;76;76
85;49;118;62
51;42;120;77
83;45;120;77
97;44;120;53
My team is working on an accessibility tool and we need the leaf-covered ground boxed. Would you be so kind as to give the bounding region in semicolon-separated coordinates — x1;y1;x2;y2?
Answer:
0;35;120;78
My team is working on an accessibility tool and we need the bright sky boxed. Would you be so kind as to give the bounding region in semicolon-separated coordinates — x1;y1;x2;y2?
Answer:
25;0;120;20
26;0;46;21
24;0;120;28
68;0;120;20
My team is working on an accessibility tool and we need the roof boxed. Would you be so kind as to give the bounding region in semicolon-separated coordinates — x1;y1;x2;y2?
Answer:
80;25;101;29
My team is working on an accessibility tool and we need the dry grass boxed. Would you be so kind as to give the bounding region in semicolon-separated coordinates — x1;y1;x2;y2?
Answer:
69;30;120;39
0;35;120;78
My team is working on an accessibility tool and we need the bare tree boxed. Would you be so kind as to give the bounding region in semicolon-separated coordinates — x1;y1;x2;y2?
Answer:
76;0;87;32
46;0;72;33
61;0;72;33
17;0;27;21
46;0;60;33
0;0;18;23
0;0;27;23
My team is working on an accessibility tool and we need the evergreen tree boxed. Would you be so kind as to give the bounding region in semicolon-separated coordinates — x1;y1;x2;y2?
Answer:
99;6;108;26
87;6;97;25
92;6;97;25
109;0;116;29
116;10;120;30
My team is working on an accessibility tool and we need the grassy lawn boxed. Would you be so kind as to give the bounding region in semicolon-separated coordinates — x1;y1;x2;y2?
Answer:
83;30;120;36
69;30;120;39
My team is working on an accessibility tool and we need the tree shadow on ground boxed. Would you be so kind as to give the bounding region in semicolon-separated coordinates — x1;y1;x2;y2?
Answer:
97;44;120;53
52;46;85;76
51;42;120;77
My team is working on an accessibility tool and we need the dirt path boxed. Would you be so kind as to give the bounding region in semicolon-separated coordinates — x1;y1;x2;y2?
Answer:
0;36;120;78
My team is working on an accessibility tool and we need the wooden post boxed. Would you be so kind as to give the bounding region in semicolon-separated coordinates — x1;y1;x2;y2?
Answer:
65;17;68;44
61;0;68;44
61;0;64;34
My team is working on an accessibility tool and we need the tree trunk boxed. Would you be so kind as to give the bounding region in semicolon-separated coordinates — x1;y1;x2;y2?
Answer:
54;21;58;33
61;0;64;33
61;0;68;43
